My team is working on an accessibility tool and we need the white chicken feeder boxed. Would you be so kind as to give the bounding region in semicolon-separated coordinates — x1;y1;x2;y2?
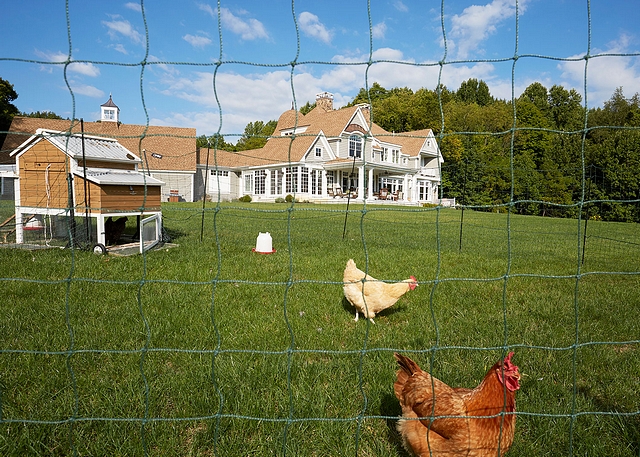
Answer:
253;232;276;254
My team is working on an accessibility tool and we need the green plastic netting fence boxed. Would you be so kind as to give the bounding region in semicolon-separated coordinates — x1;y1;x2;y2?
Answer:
1;1;639;456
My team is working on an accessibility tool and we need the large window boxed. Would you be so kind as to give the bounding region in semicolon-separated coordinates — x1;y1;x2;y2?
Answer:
254;170;266;195
300;167;309;193
418;180;431;201
244;172;253;193
270;169;283;195
392;149;400;164
285;166;298;193
311;169;322;195
349;135;362;158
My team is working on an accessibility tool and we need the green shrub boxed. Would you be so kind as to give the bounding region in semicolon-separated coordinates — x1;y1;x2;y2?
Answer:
238;195;252;202
285;194;294;202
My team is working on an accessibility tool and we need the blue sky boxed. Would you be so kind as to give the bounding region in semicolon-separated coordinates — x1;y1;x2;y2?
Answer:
1;0;639;142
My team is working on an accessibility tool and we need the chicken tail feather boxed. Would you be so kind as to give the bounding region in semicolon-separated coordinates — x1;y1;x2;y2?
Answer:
394;353;423;402
394;352;422;376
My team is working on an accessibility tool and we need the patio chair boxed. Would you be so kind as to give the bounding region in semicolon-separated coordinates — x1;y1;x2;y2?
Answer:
379;188;389;200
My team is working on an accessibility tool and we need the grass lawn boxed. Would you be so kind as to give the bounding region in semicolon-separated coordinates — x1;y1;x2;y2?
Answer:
1;201;639;456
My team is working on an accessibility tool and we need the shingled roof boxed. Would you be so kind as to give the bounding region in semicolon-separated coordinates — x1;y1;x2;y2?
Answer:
192;102;435;171
1;117;196;171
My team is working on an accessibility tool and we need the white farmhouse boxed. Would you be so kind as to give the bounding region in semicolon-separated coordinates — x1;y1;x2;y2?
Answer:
196;92;443;204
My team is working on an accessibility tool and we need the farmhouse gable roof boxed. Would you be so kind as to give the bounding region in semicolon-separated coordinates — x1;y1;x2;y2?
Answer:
2;117;196;172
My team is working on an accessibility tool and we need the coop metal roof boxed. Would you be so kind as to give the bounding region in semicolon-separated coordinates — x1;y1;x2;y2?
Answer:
34;129;142;163
75;167;164;186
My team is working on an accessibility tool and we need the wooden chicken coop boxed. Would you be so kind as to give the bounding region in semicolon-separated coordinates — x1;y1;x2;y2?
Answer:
10;128;164;251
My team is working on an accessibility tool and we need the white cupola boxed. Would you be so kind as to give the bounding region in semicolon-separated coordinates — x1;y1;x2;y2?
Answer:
100;94;120;122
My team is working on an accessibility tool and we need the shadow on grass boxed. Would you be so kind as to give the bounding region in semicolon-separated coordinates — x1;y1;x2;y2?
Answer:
341;296;408;322
576;385;640;455
162;226;188;242
380;392;411;456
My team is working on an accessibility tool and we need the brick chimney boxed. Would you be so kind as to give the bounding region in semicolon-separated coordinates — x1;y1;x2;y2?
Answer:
315;91;334;111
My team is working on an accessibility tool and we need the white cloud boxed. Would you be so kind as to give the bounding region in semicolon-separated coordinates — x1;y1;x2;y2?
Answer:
35;50;68;63
298;12;332;44
147;54;178;74
111;44;128;54
153;63;367;138
102;18;144;45
197;3;216;18
70;83;105;98
394;1;409;13
449;0;527;59
558;34;640;107
372;22;387;40
183;34;212;48
219;7;269;41
34;50;100;77
68;62;101;77
152;45;565;138
124;2;142;13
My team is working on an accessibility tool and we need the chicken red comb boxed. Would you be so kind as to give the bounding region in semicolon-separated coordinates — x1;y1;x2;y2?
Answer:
503;352;517;370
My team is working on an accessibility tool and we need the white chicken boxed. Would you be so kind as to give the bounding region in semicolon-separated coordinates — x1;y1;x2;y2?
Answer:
343;259;417;323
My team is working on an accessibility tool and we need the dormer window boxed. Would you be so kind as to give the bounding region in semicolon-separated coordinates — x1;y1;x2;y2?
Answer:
315;147;322;157
348;135;362;158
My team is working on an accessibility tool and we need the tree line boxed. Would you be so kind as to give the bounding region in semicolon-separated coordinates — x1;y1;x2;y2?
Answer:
347;81;640;222
3;75;638;222
202;80;639;222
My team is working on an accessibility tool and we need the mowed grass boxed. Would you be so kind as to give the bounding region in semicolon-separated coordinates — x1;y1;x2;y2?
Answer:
1;201;639;456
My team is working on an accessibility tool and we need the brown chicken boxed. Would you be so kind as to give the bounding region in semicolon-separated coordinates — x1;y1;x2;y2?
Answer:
343;259;417;323
393;352;520;457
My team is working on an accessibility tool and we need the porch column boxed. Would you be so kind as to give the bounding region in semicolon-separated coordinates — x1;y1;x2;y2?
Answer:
322;170;328;196
403;175;410;201
265;170;270;197
358;166;365;198
367;167;374;199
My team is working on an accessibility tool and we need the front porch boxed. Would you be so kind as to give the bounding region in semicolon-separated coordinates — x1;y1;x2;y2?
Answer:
238;162;441;205
324;163;439;204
